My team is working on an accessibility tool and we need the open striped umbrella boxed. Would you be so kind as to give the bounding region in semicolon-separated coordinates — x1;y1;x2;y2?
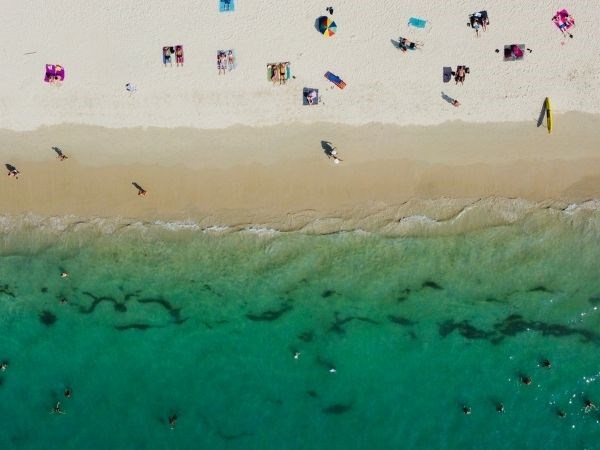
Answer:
317;16;337;37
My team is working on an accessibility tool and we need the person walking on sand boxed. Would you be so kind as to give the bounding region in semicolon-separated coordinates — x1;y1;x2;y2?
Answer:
5;164;20;179
52;146;68;161
132;182;147;196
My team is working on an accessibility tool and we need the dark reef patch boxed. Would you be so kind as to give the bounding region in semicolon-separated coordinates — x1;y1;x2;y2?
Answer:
528;286;552;293
322;403;353;414
137;297;182;321
588;296;600;306
0;284;16;298
329;312;379;335
40;287;48;293
321;289;336;298
39;310;57;326
422;281;443;290
388;315;417;326
438;319;494;340
114;323;155;331
438;314;600;345
298;331;314;342
307;390;319;398
246;303;293;322
80;292;124;314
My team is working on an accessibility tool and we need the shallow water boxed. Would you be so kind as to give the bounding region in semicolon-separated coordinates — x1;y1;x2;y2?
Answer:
1;209;600;449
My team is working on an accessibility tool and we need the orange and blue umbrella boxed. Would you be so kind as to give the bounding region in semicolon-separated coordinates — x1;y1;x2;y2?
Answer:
317;16;337;37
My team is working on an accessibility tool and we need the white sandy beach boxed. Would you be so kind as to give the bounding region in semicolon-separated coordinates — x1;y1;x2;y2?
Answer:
1;1;600;229
2;0;599;130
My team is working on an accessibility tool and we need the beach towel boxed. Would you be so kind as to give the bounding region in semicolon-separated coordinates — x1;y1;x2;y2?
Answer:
219;0;235;13
408;17;427;28
442;67;452;83
303;88;319;105
324;71;346;89
553;9;575;31
44;64;56;82
44;64;65;82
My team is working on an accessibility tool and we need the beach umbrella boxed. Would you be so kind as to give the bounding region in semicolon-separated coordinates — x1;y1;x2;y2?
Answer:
317;16;337;37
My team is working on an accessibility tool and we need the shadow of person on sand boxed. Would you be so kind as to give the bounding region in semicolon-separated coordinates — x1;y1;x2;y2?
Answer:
441;92;456;105
390;39;402;49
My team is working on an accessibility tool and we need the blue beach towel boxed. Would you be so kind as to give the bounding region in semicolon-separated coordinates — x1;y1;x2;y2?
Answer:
219;0;235;12
408;17;427;28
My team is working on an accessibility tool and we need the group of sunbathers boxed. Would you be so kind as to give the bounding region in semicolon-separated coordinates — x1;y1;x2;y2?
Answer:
217;50;235;74
163;46;184;67
269;63;290;85
469;11;489;37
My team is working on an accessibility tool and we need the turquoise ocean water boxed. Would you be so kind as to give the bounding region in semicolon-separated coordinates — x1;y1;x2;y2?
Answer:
1;206;600;449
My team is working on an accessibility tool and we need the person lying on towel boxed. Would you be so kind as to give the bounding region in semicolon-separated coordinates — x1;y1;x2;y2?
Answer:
399;38;421;52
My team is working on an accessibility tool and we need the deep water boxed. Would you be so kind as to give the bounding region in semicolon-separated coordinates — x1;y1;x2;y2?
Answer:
1;212;600;449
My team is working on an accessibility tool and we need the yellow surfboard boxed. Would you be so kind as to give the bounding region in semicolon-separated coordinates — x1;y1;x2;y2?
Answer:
545;97;552;134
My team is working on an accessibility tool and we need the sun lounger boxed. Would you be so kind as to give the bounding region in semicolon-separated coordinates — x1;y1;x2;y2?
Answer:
503;44;525;61
408;17;427;28
303;88;319;105
324;71;346;89
219;0;235;12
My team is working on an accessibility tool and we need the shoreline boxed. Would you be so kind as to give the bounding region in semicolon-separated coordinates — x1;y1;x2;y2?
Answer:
2;113;600;231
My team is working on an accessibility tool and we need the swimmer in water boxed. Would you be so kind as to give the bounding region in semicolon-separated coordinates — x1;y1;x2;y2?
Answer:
64;388;72;398
0;361;7;371
462;405;471;415
496;403;504;413
584;399;597;413
52;401;65;415
60;272;69;278
540;359;551;369
59;297;68;305
557;409;566;418
329;367;336;373
168;414;177;429
293;351;300;360
520;375;532;385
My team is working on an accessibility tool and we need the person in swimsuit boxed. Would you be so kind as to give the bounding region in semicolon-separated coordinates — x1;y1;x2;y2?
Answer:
163;47;172;67
52;146;68;161
175;46;184;66
271;65;280;84
227;50;235;70
455;66;466;85
168;414;177;429
279;63;287;85
306;90;317;105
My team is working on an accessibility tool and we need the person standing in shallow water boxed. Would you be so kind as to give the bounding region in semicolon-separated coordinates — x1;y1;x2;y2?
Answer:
168;414;177;429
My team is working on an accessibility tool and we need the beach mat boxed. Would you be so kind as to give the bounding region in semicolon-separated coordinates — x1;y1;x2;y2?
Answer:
503;44;525;61
219;0;235;12
408;17;427;28
303;88;319;105
442;67;452;83
324;71;346;89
